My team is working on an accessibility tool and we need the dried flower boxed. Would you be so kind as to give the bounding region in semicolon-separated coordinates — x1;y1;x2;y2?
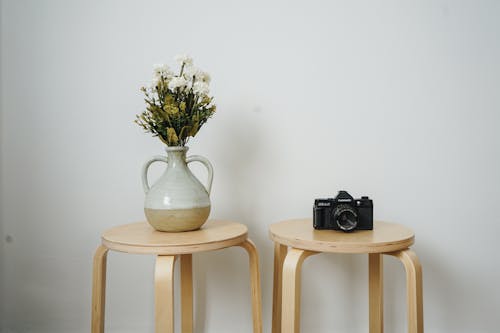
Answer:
193;81;209;95
168;77;188;91
153;64;172;77
167;128;179;145
183;65;210;83
174;54;193;66
136;55;216;146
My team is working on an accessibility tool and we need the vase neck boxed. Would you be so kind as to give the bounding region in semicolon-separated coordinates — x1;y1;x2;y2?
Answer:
166;147;188;168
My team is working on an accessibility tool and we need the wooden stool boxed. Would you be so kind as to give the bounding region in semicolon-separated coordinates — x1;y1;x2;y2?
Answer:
91;220;262;333
269;219;423;333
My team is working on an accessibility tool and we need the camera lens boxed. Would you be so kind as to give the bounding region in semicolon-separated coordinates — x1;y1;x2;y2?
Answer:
333;205;358;231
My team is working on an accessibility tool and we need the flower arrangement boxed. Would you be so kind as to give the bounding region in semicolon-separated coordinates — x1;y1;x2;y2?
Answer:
135;55;216;146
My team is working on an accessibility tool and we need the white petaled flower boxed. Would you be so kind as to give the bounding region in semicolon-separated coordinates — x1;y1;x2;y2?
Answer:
153;64;173;78
168;76;188;91
175;54;193;66
153;63;169;73
151;77;159;88
193;81;210;96
151;74;163;88
183;66;211;84
198;71;211;83
183;65;198;80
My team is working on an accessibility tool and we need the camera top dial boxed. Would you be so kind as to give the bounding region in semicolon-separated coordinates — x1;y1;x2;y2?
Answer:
333;204;358;232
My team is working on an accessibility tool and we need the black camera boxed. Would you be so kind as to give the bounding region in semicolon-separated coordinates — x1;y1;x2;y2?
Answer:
313;191;373;232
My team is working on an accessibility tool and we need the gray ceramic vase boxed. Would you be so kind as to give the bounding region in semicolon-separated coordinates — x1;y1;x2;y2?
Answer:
142;146;213;232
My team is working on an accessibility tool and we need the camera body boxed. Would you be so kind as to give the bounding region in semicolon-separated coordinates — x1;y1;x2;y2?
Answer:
313;190;373;232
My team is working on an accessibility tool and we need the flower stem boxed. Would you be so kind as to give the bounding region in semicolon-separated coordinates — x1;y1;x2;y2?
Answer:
179;63;185;76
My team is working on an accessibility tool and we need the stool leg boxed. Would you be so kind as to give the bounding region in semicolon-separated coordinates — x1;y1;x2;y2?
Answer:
91;245;109;333
181;254;193;333
239;239;263;333
388;250;423;333
369;253;384;333
272;244;287;333
281;248;316;333
155;255;176;333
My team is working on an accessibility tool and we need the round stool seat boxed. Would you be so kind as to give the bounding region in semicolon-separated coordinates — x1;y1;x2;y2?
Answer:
269;219;414;253
102;220;248;255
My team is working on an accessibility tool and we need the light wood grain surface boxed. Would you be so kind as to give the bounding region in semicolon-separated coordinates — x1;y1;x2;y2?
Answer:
239;239;263;333
271;243;287;333
180;254;193;333
369;253;384;333
269;220;423;333
387;250;423;333
92;220;262;333
281;248;317;333
154;255;176;333
101;220;248;254
269;219;414;253
91;245;108;333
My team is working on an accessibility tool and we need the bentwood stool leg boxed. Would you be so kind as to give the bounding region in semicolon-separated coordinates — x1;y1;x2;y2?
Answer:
369;253;384;333
239;239;263;333
92;246;109;333
281;248;316;333
155;255;176;333
272;244;287;333
180;254;194;333
387;249;423;333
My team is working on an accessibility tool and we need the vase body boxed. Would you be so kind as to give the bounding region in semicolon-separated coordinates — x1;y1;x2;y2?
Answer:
142;146;213;232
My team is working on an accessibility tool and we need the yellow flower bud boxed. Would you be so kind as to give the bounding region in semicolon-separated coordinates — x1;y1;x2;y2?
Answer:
164;104;179;115
179;102;186;112
167;128;179;145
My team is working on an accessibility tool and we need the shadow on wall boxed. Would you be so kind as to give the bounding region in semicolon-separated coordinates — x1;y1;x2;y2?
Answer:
193;106;266;331
211;106;264;222
411;242;494;332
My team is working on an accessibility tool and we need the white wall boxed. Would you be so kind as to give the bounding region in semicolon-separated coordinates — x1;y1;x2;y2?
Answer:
1;0;500;332
0;1;4;329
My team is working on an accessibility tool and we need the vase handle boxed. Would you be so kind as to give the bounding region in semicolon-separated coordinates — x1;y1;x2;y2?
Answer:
141;155;168;193
187;155;214;195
